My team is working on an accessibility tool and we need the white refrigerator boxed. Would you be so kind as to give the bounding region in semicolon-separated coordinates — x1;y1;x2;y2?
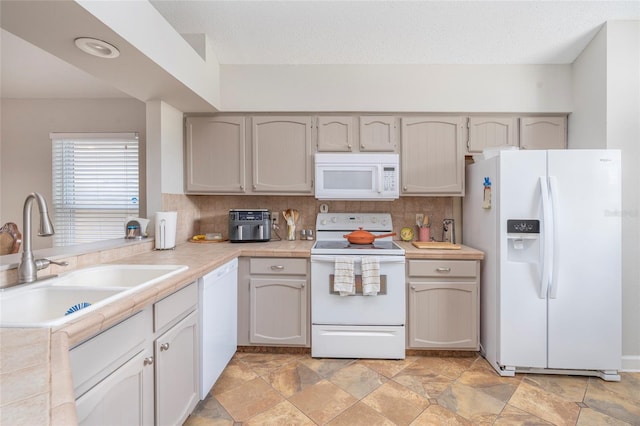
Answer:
463;149;621;381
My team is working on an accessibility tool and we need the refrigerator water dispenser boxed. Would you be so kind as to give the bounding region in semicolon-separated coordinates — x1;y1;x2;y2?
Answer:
506;219;540;262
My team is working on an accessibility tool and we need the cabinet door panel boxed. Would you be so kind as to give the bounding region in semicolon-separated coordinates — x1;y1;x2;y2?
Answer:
520;116;567;150
408;282;477;349
155;311;199;426
252;116;313;193
467;116;518;153
401;116;465;194
250;278;307;345
360;116;397;151
76;350;154;426
185;117;246;193
317;116;354;151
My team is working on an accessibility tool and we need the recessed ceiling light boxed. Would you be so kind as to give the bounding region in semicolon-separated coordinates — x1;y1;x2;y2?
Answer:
74;37;120;59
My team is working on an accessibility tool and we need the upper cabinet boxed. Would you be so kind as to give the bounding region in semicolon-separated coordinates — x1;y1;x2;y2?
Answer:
520;116;567;150
317;116;354;152
359;116;398;152
466;116;519;154
401;116;466;196
252;116;314;194
185;116;246;193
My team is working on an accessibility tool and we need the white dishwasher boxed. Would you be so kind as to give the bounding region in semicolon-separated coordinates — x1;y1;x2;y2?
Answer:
198;258;238;399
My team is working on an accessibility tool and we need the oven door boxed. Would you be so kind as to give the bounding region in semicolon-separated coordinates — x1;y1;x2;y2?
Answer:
310;255;406;325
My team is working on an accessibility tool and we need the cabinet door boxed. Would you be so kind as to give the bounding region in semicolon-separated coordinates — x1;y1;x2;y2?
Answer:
252;116;313;193
359;116;397;151
76;350;154;426
185;116;246;193
401;116;465;195
408;282;478;349
467;116;518;153
317;116;354;151
249;277;308;345
520;116;567;150
155;311;199;426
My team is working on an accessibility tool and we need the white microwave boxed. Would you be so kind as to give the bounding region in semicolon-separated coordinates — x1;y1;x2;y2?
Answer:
314;153;400;200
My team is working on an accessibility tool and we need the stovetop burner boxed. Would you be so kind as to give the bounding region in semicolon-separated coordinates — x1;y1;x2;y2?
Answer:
313;240;400;250
312;213;404;256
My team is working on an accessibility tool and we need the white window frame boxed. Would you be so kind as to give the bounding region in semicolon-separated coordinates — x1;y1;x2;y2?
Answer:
51;132;139;247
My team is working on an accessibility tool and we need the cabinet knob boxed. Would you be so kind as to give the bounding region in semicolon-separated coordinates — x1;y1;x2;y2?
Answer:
143;356;154;366
361;144;365;149
240;185;244;190
271;265;285;271
403;186;408;191
253;184;257;190
160;343;170;351
436;267;451;273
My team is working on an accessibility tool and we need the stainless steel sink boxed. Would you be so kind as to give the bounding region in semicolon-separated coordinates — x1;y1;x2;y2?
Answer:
0;264;188;327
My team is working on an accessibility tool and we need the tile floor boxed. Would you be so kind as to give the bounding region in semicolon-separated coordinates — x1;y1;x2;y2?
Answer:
185;352;640;425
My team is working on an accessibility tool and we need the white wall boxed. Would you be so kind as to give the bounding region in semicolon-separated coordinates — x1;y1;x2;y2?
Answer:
569;27;608;149
0;98;147;250
145;101;185;217
220;64;572;112
570;21;640;371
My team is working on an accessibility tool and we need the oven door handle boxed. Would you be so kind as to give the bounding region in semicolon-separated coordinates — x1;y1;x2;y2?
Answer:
311;255;405;264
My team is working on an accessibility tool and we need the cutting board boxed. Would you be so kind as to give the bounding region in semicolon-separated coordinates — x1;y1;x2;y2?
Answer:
189;238;228;244
412;241;461;250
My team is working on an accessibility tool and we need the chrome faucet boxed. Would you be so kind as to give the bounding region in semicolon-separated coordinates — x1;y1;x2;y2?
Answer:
18;192;65;283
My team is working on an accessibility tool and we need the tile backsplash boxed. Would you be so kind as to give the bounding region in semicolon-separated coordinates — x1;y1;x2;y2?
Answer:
163;193;455;243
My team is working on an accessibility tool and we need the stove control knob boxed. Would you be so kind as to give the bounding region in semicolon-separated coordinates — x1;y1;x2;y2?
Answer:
370;217;378;223
320;219;327;225
331;216;338;223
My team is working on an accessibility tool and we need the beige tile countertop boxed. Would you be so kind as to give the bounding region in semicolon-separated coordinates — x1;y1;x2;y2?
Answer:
1;239;313;426
0;238;483;425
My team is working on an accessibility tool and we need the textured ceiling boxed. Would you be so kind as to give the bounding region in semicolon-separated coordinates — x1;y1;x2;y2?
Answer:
150;0;640;65
1;1;638;100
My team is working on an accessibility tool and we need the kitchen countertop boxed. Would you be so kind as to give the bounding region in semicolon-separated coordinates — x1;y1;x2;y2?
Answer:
0;239;483;425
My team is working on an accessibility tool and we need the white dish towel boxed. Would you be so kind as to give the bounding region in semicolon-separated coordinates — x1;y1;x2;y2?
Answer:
334;257;355;296
361;256;380;296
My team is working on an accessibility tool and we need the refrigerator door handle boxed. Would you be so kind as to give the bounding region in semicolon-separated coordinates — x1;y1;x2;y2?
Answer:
548;176;560;299
539;176;552;299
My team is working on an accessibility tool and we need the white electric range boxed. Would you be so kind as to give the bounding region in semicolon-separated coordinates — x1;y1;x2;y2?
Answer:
310;213;406;359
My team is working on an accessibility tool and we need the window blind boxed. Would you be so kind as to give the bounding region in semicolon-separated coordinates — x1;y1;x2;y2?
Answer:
51;132;139;246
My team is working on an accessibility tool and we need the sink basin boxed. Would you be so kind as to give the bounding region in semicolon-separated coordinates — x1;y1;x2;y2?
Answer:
0;264;188;327
51;264;189;289
0;286;122;327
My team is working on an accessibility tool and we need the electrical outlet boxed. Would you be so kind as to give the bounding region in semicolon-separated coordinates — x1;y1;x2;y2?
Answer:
415;213;424;225
272;215;279;226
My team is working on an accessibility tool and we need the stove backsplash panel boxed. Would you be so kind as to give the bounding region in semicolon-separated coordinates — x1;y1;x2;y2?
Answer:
163;194;454;243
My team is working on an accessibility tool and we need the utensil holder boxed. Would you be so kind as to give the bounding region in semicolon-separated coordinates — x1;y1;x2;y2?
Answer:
419;226;431;242
287;224;296;241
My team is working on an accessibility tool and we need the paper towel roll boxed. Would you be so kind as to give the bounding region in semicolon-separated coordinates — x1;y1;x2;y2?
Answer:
155;211;177;250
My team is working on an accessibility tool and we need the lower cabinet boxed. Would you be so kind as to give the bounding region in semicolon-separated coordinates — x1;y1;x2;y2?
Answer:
238;257;310;347
70;282;199;426
154;310;199;426
407;260;479;350
71;308;154;426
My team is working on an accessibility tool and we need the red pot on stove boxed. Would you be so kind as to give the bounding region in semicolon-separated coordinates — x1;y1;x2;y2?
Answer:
343;227;396;245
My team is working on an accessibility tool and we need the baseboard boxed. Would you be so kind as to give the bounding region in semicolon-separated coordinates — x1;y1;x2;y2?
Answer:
621;355;640;372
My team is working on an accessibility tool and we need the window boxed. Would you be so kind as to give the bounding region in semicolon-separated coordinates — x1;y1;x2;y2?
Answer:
51;132;139;246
